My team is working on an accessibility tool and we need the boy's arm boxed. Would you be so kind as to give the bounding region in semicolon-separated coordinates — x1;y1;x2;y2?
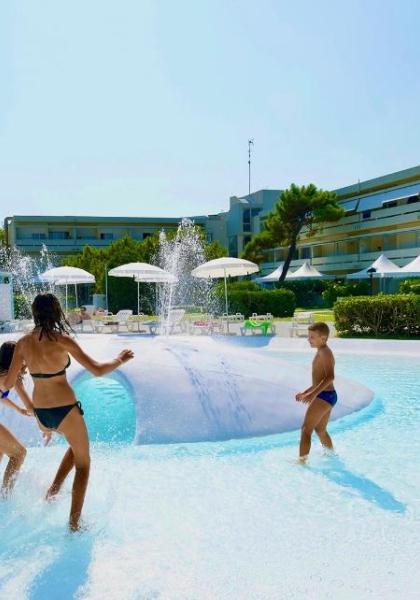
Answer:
301;350;335;400
1;394;29;415
14;377;34;413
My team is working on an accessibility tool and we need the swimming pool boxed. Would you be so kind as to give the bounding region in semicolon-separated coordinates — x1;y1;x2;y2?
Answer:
0;337;419;599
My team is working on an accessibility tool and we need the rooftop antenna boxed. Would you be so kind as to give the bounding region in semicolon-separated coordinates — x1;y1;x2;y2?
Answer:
248;139;254;196
355;178;362;212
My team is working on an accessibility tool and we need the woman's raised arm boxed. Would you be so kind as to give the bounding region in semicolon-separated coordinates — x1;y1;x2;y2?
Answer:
61;336;134;376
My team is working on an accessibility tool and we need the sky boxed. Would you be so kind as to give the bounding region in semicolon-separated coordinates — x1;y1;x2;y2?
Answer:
1;0;419;220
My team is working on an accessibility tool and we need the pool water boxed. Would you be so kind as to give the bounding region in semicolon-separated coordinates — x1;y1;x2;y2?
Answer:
73;372;136;444
0;348;419;599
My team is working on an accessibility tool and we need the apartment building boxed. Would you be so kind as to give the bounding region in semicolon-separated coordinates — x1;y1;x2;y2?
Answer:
226;166;420;275
3;213;227;256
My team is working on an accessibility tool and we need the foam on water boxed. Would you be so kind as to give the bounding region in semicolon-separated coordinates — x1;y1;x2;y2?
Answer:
0;337;419;599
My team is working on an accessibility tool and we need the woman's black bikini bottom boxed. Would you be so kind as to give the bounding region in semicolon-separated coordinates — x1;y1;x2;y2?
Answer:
34;401;84;430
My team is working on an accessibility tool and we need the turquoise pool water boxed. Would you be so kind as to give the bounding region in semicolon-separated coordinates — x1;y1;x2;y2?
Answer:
0;348;419;599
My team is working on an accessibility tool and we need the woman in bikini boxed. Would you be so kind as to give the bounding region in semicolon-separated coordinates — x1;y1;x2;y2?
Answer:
0;293;134;531
0;341;34;496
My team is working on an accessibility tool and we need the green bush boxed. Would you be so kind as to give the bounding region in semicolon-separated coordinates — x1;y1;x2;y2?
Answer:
333;294;420;337
322;280;370;307
216;280;261;294
399;279;420;295
277;280;328;307
228;289;296;318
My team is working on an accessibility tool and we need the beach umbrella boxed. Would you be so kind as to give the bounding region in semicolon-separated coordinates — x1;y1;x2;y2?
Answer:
394;254;420;278
285;260;333;280
346;254;401;279
39;266;95;313
191;257;259;315
108;262;175;314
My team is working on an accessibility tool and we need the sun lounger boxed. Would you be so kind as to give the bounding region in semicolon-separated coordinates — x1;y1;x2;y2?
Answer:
240;313;276;336
144;309;186;335
290;311;314;337
188;315;223;335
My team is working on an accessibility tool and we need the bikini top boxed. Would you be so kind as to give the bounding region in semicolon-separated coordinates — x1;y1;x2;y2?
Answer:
30;356;71;379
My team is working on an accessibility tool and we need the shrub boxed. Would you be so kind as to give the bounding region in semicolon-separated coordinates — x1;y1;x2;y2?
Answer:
333;294;420;337
227;289;296;318
216;280;261;294
277;279;328;308
322;280;370;307
399;279;420;295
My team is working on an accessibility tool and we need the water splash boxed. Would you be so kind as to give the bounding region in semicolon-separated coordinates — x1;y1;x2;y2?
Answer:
156;219;219;330
0;244;56;317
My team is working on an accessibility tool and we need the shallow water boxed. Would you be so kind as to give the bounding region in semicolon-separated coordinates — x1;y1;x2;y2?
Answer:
0;346;419;600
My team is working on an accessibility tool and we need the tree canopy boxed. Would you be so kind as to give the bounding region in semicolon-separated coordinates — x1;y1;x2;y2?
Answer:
242;183;344;281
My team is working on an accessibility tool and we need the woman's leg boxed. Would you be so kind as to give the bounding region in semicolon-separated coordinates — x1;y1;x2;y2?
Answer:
46;447;74;500
0;424;27;496
57;409;90;531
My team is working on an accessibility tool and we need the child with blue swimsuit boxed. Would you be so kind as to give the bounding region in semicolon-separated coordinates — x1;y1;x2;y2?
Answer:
295;322;337;463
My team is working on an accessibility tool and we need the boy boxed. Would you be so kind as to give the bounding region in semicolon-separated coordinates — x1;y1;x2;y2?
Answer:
295;322;336;463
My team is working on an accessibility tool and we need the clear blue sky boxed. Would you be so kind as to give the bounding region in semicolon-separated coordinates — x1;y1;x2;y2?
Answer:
1;0;419;220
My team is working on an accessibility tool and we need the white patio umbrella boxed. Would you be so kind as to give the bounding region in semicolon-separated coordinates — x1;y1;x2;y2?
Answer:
191;257;259;315
39;266;95;313
255;263;285;284
285;260;333;280
394;254;420;278
346;254;401;279
108;262;175;314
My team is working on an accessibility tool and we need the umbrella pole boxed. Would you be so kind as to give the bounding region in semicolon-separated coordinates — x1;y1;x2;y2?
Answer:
137;280;140;315
75;283;78;308
224;269;229;334
65;284;68;314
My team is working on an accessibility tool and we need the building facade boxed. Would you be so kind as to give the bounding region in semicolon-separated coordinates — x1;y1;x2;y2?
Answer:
3;165;420;275
226;166;420;275
3;213;228;257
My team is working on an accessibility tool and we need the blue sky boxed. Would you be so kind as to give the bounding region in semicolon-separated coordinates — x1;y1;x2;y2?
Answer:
1;0;419;219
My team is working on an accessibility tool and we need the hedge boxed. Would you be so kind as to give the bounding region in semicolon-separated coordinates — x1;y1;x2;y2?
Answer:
399;279;420;295
322;280;370;307
227;289;296;318
278;280;328;307
333;294;420;337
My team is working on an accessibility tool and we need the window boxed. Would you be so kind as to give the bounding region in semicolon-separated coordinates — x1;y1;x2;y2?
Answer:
229;236;238;257
243;208;251;232
300;246;311;259
407;195;420;204
100;233;114;240
31;232;47;240
48;231;70;240
243;235;252;247
383;201;397;209
362;210;371;219
143;232;151;240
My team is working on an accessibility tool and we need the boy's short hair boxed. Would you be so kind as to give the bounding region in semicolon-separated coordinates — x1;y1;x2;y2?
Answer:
308;322;330;337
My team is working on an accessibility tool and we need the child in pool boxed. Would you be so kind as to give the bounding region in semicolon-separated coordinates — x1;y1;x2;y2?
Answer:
295;322;336;463
0;341;34;496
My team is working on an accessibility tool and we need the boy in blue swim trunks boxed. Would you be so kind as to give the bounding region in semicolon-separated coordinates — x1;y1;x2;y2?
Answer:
295;322;336;463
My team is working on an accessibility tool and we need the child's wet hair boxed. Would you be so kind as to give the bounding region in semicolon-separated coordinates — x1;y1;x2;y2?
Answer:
0;341;16;375
308;322;330;338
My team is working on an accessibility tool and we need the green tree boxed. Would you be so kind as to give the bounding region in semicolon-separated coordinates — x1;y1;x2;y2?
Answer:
0;227;4;245
242;184;344;281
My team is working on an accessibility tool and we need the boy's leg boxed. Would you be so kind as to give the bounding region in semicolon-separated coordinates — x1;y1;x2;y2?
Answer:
315;409;334;451
299;399;332;461
0;425;27;495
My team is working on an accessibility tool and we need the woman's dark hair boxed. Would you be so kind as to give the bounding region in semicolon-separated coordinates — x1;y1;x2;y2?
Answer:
31;293;73;340
0;341;16;375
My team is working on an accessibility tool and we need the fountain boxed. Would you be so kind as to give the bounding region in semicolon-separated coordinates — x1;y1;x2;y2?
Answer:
0;244;56;318
156;218;219;329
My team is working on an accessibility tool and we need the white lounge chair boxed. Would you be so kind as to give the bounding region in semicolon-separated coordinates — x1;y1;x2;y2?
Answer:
290;312;314;337
145;309;186;335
